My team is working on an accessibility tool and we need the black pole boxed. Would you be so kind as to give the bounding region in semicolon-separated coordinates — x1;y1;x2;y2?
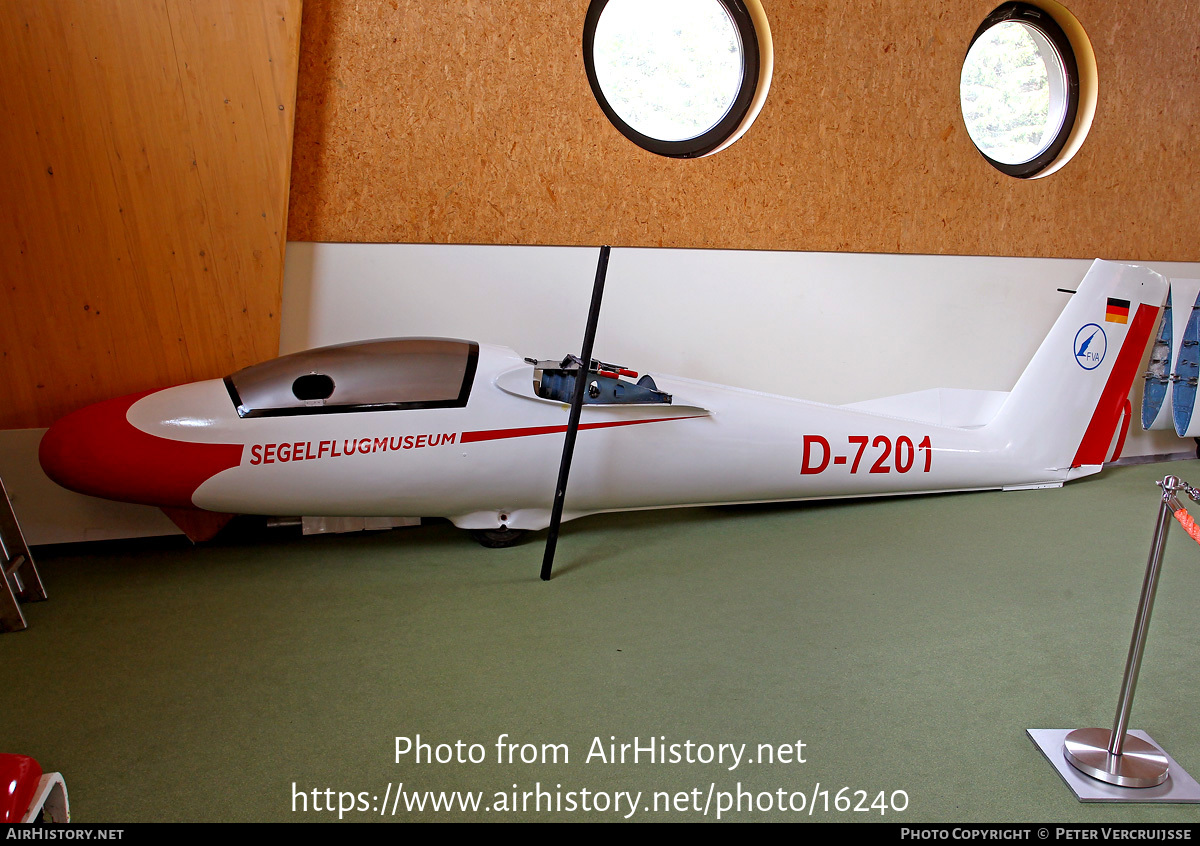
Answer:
541;245;611;581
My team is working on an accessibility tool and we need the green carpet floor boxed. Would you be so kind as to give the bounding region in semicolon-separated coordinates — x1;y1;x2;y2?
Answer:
5;460;1200;822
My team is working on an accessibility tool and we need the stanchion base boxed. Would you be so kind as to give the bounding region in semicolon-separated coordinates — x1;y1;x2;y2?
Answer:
1063;727;1169;787
1028;729;1200;803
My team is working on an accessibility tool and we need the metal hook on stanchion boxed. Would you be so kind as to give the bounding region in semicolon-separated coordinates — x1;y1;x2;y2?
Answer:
1061;474;1200;788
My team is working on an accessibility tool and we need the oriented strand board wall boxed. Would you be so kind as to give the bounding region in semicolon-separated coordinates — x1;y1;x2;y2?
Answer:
288;1;1200;260
0;1;302;430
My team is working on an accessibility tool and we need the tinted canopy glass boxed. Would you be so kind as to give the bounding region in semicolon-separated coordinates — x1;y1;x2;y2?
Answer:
225;338;478;418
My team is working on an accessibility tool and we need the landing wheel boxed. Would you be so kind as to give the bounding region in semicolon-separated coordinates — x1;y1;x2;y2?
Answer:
469;527;528;548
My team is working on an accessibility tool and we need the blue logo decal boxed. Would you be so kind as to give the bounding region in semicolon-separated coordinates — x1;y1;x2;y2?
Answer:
1074;323;1107;370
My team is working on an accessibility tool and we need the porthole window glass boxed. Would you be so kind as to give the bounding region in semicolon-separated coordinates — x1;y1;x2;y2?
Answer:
593;1;741;142
959;3;1079;178
583;0;771;158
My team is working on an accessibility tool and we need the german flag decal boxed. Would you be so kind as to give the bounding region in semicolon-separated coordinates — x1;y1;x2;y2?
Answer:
1106;297;1131;324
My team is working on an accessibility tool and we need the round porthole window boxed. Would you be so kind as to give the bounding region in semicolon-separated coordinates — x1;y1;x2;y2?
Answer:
583;0;772;158
959;3;1081;178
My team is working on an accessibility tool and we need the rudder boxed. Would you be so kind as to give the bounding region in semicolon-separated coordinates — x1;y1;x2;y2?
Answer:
988;259;1167;474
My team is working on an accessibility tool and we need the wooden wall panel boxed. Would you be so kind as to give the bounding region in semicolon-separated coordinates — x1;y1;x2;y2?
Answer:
287;1;1200;261
0;1;301;429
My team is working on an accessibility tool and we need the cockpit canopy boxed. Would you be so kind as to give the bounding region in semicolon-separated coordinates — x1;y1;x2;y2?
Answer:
224;338;478;418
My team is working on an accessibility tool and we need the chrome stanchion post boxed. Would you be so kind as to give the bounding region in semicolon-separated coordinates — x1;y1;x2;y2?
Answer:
1061;475;1184;788
1108;478;1176;758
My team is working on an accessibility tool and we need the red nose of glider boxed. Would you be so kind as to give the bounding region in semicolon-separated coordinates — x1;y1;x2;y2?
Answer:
38;390;243;509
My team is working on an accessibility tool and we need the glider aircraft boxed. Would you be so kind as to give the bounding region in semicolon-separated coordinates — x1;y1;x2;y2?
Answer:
39;260;1167;545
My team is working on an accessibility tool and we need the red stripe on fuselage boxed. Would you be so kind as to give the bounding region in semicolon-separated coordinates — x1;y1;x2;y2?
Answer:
1072;304;1158;467
460;415;703;444
39;389;244;508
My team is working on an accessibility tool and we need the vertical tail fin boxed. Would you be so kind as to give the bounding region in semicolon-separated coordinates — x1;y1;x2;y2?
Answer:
989;259;1167;473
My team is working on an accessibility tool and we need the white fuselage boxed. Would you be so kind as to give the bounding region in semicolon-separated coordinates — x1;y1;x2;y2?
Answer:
131;345;1068;531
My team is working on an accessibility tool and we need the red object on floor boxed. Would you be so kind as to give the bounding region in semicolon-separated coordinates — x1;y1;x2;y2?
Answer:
0;753;41;823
